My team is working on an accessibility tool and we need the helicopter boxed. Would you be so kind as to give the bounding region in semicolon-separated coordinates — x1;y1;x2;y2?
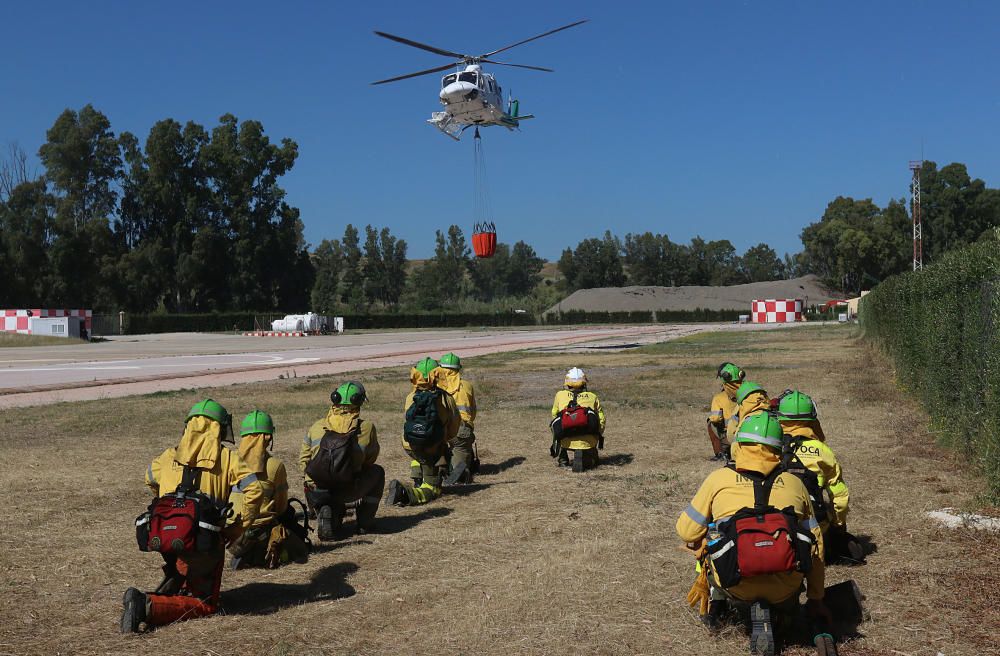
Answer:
372;20;587;140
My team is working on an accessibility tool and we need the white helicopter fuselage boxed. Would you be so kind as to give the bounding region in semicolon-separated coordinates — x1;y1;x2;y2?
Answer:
428;65;530;139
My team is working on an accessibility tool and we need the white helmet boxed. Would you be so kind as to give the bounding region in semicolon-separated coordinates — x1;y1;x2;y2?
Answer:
565;367;587;389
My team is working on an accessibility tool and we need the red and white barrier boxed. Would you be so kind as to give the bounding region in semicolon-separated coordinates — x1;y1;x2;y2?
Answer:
751;299;803;323
2;309;92;335
242;331;308;337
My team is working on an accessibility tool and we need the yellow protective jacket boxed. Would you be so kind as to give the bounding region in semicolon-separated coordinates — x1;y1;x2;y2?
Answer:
551;389;606;450
402;368;460;450
230;433;289;530
437;368;477;428
145;416;264;533
676;444;825;603
299;407;379;487
709;389;738;437
783;421;849;527
737;391;770;425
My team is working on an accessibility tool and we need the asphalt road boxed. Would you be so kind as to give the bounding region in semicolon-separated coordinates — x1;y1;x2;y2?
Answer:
0;323;794;408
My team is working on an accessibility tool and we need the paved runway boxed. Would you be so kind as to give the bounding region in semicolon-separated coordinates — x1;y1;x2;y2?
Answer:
0;323;792;409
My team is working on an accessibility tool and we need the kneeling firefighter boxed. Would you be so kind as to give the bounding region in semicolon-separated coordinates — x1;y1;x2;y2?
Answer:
300;382;384;539
550;367;606;471
436;352;478;484
708;362;745;461
386;357;460;506
123;399;263;633
677;413;837;656
776;391;860;563
735;381;771;425
227;411;310;569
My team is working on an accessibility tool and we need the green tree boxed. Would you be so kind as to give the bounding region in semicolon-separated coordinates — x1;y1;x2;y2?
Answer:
311;238;343;313
362;225;408;307
559;231;625;290
506;241;544;296
0;180;54;306
739;243;785;282
340;224;364;310
38;105;123;308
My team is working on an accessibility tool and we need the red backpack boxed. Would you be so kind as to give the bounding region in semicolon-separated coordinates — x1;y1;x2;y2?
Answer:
550;392;601;440
135;466;231;555
706;465;813;589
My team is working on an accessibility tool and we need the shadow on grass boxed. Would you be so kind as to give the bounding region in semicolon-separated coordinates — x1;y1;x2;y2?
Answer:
600;453;634;467
442;481;516;497
478;456;526;475
372;506;453;534
222;562;358;615
311;538;373;554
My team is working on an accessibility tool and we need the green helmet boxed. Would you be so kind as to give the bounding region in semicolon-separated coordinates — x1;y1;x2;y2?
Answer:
414;357;438;378
331;381;366;406
777;391;818;422
240;410;275;437
735;412;784;450
186;399;231;427
439;352;462;370
736;381;766;405
717;362;745;384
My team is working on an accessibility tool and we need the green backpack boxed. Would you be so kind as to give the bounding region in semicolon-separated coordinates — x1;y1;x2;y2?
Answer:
404;389;444;446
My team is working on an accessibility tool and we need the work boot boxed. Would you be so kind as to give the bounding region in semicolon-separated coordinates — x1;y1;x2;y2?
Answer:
750;601;775;656
709;452;725;462
557;448;569;468
317;505;340;541
846;536;865;563
120;587;147;634
701;600;726;633
814;633;838;656
385;480;409;507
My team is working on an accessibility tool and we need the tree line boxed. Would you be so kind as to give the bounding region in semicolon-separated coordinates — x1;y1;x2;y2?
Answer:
557;232;789;292
3;105;997;313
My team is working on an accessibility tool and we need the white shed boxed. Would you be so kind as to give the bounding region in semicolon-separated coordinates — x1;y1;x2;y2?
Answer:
29;316;82;338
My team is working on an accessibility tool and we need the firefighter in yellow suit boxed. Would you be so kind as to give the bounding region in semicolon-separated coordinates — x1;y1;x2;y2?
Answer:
299;382;383;539
436;352;477;484
121;399;264;633
676;413;836;655
228;410;308;568
386;357;460;506
777;390;861;562
707;362;745;460
551;367;606;469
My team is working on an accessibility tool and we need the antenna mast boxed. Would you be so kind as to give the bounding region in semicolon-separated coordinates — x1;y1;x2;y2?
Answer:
909;160;923;271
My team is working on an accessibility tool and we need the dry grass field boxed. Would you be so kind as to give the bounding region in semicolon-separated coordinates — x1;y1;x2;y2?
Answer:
1;324;997;656
0;333;87;347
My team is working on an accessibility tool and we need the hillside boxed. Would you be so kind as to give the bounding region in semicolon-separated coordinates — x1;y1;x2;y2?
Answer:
546;274;837;313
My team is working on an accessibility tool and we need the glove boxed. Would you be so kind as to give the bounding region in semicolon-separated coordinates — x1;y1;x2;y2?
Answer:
686;564;710;615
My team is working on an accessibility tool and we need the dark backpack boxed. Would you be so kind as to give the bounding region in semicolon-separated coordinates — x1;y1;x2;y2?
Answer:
550;392;601;440
404;389;445;446
305;425;360;488
781;438;830;524
706;465;813;589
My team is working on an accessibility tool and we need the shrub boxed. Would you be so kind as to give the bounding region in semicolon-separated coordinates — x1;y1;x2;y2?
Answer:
861;240;1000;499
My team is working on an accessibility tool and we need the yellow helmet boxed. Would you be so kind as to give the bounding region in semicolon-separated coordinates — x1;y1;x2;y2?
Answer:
565;367;587;389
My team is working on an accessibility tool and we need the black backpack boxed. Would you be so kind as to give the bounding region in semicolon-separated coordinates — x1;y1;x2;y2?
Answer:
305;425;360;488
404;389;445;446
781;437;829;524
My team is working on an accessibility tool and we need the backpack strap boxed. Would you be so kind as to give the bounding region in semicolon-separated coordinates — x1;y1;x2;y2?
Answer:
179;465;202;494
728;463;780;511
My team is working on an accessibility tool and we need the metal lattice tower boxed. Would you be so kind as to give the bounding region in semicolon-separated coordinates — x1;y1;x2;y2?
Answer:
909;160;923;270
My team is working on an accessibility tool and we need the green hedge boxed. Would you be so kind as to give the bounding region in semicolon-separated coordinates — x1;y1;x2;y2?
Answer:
125;313;259;334
338;313;536;329
860;239;1000;499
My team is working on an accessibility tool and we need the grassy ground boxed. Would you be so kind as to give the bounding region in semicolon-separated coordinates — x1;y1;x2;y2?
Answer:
0;324;996;655
0;333;87;347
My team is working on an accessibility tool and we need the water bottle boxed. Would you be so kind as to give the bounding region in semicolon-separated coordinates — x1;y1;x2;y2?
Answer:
707;522;722;548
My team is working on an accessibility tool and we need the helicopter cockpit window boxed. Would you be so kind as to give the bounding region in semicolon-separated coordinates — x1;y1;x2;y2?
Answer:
458;71;478;85
442;74;457;88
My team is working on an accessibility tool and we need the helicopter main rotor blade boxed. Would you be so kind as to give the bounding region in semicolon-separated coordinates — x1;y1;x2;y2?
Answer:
373;31;467;59
480;19;588;58
371;62;457;85
479;59;554;73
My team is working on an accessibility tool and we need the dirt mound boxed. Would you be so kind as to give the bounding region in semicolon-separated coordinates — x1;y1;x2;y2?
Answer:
546;275;838;313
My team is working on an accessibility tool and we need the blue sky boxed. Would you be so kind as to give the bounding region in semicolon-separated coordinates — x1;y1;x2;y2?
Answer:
3;1;999;260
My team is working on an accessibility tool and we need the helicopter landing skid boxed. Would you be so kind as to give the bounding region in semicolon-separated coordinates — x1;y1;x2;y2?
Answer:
428;112;464;140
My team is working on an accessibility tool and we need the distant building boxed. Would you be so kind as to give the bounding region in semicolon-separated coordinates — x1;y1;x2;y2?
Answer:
1;309;92;336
